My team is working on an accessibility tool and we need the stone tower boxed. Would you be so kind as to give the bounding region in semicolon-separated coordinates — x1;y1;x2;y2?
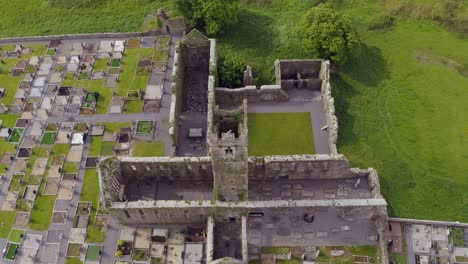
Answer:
207;99;249;201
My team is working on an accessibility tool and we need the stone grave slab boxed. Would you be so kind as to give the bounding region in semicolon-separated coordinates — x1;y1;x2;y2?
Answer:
14;159;27;174
66;145;83;162
32;158;48;176
52;212;67;224
55;131;71;144
14;212;30;228
44;178;60;195
135;228;152;249
69;228;87;244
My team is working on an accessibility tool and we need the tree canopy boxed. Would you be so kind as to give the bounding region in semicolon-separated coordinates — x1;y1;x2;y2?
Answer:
176;0;239;36
218;51;245;88
295;7;359;64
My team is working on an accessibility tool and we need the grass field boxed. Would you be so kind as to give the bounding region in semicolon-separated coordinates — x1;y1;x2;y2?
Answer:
89;136;103;157
81;169;105;243
0;211;16;238
115;48;153;96
248;113;315;156
124;100;144;113
133;141;165;157
66;258;83;264
41;132;56;145
0;0;177;37
333;21;468;221
8;229;25;243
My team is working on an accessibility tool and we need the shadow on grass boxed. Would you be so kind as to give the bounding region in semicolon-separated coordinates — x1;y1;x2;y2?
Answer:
331;73;358;148
218;9;274;57
342;44;390;86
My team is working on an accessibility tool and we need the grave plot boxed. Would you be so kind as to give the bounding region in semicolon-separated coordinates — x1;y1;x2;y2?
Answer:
116;239;133;258
51;211;66;224
86;244;103;262
41;131;56;145
15;118;29;128
44;177;60;195
4;242;19;260
23;100;37;112
110;96;125;114
66;243;82;257
9;229;25;244
67;55;80;72
49;72;62;84
8;128;24;143
14;212;30;228
128;38;141;49
52;95;69;116
136;121;154;136
79;92;98;115
97;41;113;59
57;180;74;200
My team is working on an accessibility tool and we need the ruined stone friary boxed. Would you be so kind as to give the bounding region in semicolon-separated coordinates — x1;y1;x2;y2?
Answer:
98;29;389;264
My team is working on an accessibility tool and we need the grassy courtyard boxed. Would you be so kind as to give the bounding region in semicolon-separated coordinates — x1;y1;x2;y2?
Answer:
248;113;315;156
133;141;165;157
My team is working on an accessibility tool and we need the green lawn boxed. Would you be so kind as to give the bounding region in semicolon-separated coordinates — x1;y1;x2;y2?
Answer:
0;140;16;172
0;0;177;37
97;122;131;133
5;243;19;260
115;48;153;96
81;169;105;243
133;142;165;157
334;21;468;220
248;113;315;156
41;132;56;145
0;74;22;106
8;229;25;243
85;244;102;261
0;114;19;128
66;257;83;264
100;142;115;156
0;211;16;238
63;162;79;173
89;136;103;157
124;100;144;113
52;143;71;155
61;79;110;114
29;195;56;231
93;59;108;72
8;128;24;143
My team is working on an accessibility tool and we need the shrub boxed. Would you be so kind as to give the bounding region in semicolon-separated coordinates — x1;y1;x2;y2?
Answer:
295;7;359;64
217;51;245;88
118;240;125;246
176;0;239;36
368;15;396;30
115;250;123;257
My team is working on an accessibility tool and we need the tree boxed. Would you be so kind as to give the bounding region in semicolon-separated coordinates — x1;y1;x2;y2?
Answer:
218;52;245;88
295;7;359;64
176;0;239;36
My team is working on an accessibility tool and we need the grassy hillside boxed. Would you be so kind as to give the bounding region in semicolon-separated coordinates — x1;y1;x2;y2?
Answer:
0;0;176;37
0;0;467;221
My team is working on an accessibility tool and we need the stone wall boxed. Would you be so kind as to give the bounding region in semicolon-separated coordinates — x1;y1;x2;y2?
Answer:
248;154;354;179
214;85;288;107
169;42;184;155
0;31;168;44
274;59;323;90
109;198;387;225
118;156;213;181
319;60;339;155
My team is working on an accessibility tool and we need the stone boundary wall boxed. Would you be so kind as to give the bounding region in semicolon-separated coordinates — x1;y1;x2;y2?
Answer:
248;154;354;179
214;85;288;107
169;42;184;156
0;30;168;44
320;60;339;155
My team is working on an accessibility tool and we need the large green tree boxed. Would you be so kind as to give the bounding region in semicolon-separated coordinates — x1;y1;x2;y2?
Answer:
295;7;359;64
176;0;239;36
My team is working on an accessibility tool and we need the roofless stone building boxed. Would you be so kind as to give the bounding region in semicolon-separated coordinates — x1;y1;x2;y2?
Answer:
98;30;389;264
